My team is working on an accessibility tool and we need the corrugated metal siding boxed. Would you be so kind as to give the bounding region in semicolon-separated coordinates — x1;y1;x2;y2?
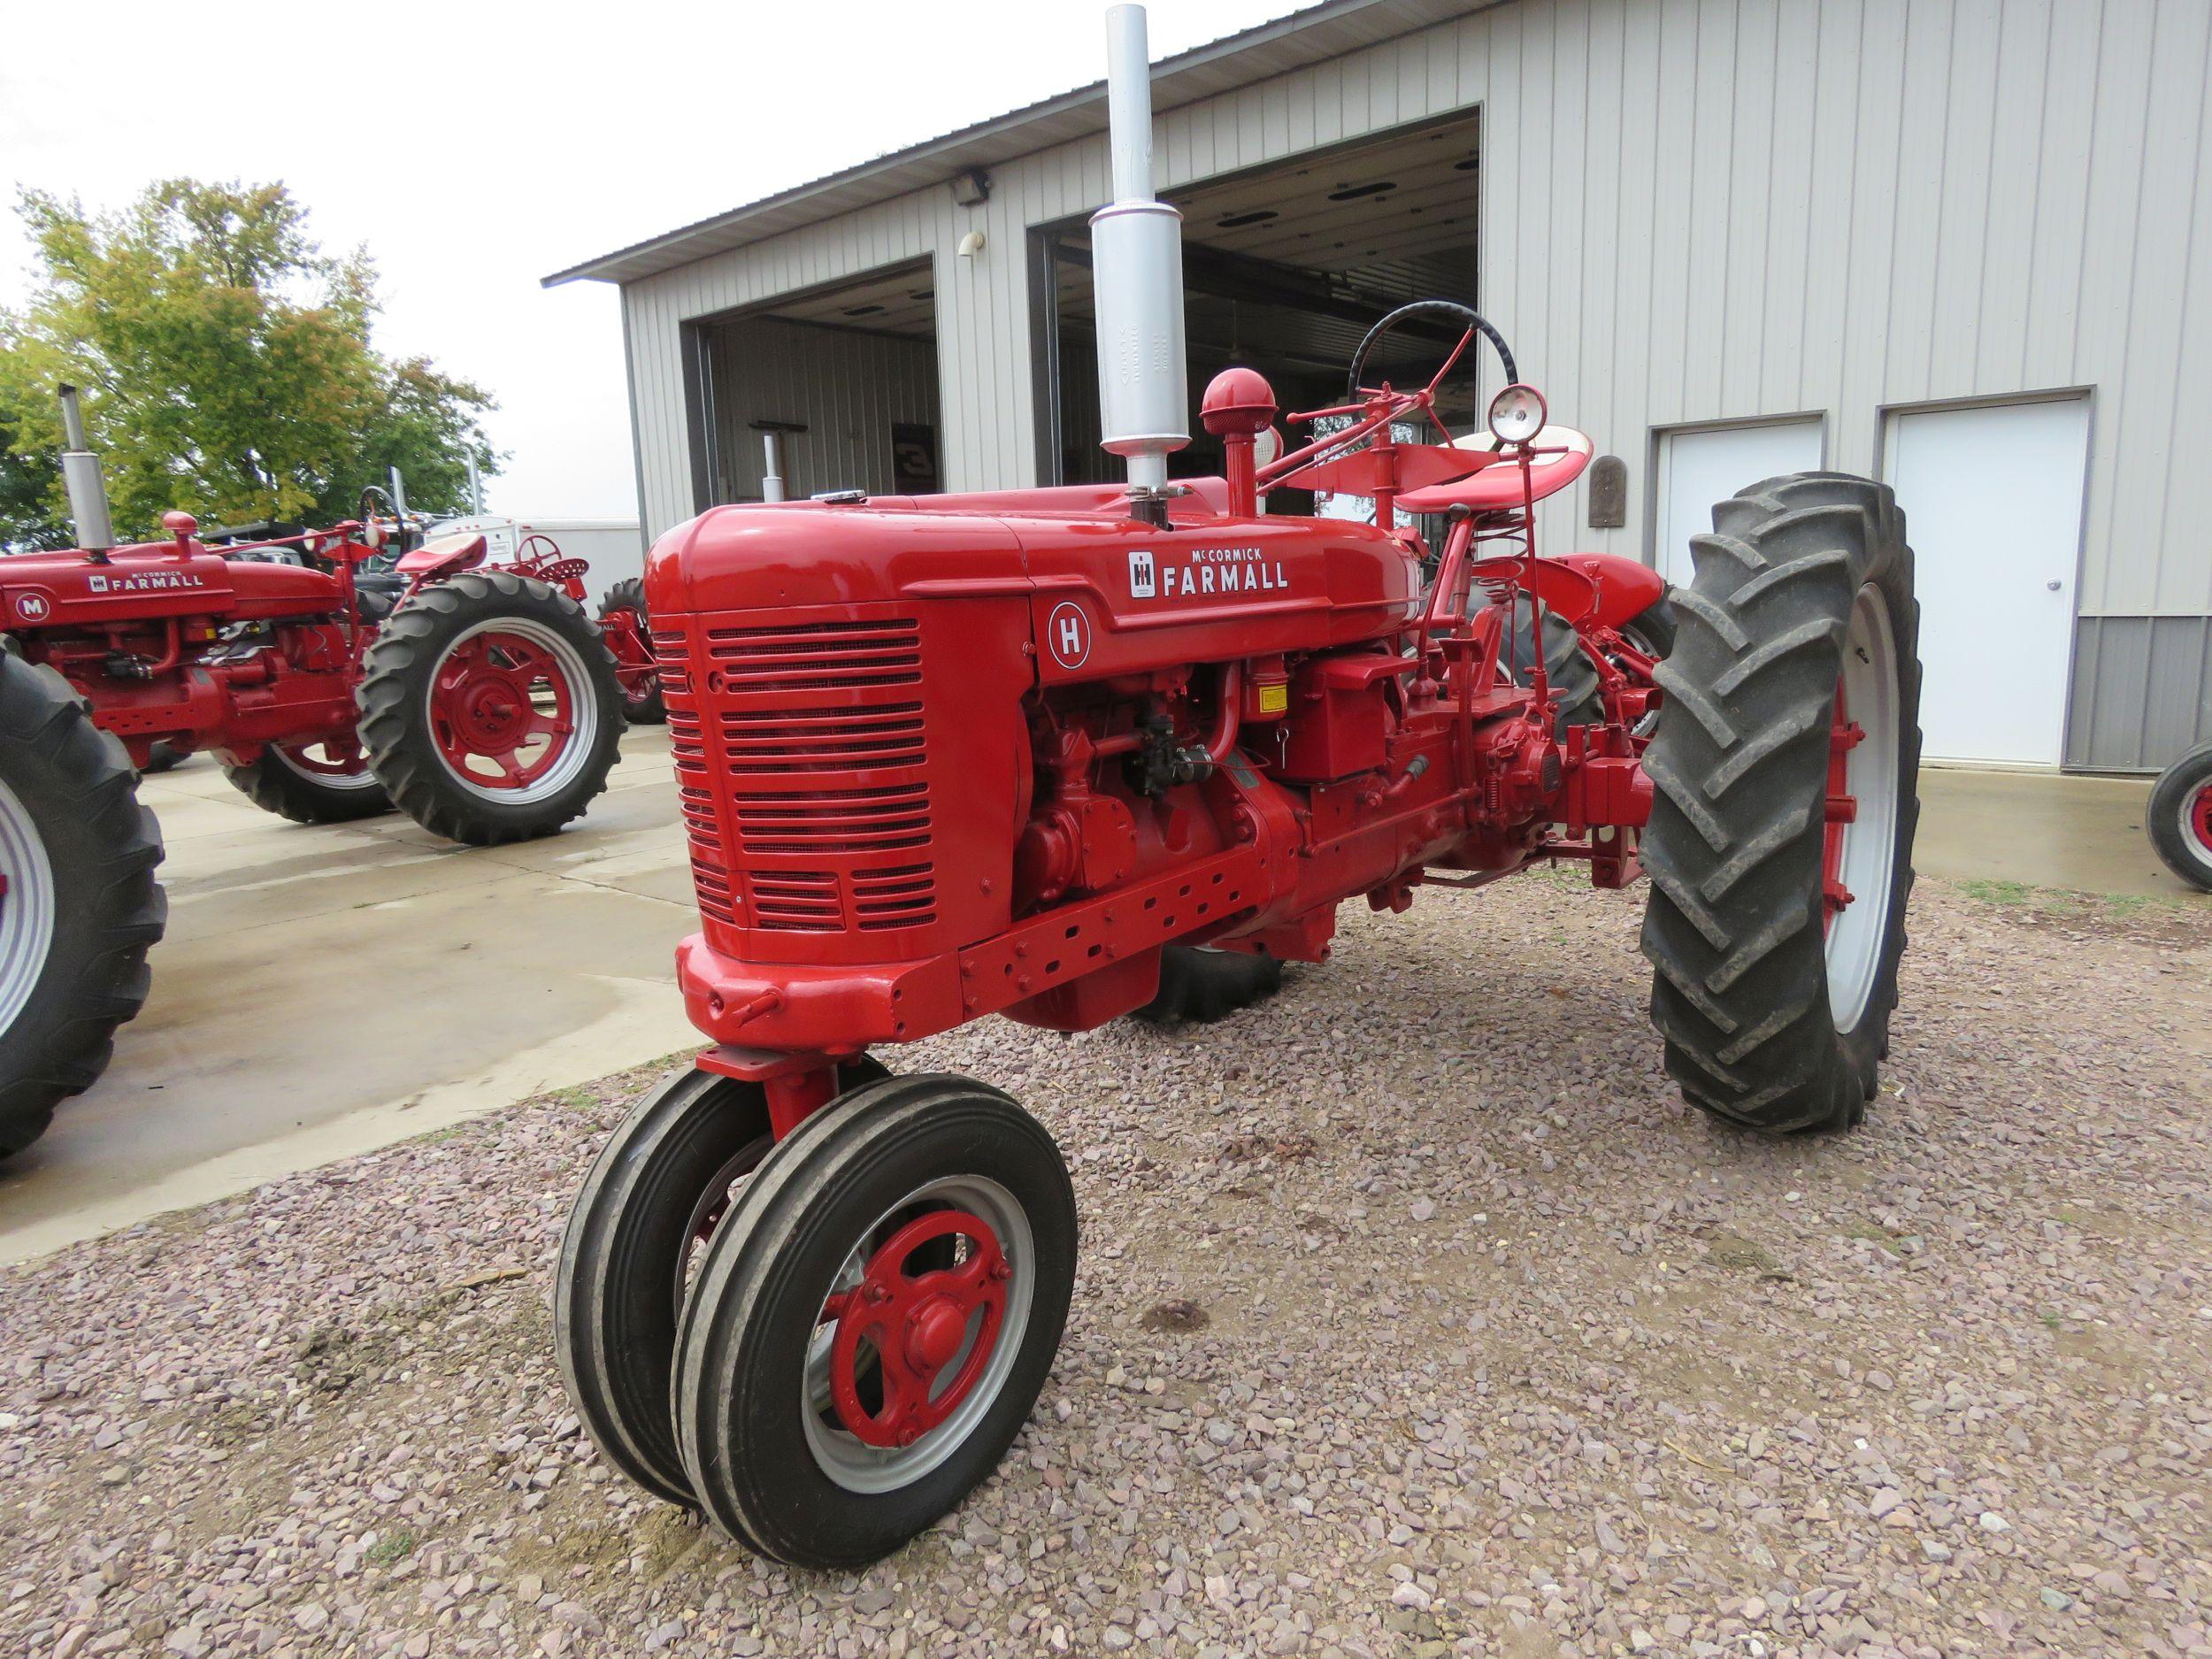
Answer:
702;317;939;503
620;0;2212;769
2067;617;2212;772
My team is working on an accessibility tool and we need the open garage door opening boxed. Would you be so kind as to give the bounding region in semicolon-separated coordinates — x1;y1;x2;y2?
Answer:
686;260;941;507
1034;112;1481;508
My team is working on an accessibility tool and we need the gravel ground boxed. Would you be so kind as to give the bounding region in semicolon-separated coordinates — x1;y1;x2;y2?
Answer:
4;873;2208;1659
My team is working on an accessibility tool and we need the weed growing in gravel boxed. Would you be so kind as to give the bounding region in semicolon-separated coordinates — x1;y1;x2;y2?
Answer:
366;1530;419;1567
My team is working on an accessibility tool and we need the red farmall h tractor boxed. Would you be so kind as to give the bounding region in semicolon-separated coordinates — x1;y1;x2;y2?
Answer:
556;4;1924;1568
0;396;624;1155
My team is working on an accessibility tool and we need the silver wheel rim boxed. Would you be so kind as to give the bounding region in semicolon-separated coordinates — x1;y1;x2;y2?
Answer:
0;776;58;1034
2177;788;2212;874
272;741;382;791
801;1174;1036;1494
426;617;601;806
1827;584;1901;1031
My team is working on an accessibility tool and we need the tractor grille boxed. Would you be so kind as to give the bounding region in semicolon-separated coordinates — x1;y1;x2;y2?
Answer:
656;611;939;940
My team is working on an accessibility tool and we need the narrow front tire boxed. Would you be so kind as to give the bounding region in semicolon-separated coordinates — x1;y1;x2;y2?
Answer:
672;1074;1077;1568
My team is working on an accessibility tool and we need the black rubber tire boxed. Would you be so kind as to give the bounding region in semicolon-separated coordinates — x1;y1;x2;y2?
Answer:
142;741;188;776
1136;946;1284;1024
2147;740;2212;891
1619;597;1678;661
0;658;166;1158
597;578;665;726
672;1074;1078;1568
221;745;392;825
1507;597;1603;729
1639;472;1922;1134
356;571;624;846
554;1056;888;1509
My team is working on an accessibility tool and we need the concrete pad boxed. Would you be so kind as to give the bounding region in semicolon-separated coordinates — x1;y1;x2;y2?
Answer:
1916;764;2207;902
0;727;702;1263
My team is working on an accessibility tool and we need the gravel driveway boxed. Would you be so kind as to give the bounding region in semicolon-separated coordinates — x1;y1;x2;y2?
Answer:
4;875;2208;1659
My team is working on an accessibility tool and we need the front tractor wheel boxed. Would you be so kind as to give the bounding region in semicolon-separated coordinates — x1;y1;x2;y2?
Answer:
222;737;391;825
672;1074;1077;1568
2147;741;2212;892
357;572;624;845
1639;472;1922;1134
597;577;665;725
554;1056;889;1509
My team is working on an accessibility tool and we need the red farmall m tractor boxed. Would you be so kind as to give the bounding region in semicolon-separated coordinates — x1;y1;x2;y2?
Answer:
0;396;624;1155
556;4;1924;1567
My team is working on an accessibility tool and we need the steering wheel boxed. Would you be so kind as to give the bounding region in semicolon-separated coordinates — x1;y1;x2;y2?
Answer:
1345;300;1517;408
357;485;399;551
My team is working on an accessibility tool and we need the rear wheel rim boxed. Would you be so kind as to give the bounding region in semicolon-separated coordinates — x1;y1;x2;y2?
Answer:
800;1174;1035;1494
424;618;600;804
1824;584;1901;1031
0;776;58;1034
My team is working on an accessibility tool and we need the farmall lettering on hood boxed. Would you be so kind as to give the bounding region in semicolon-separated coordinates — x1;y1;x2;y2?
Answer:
1129;543;1289;600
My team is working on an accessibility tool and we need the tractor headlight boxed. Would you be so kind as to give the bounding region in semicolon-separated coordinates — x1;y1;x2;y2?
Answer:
1487;384;1547;446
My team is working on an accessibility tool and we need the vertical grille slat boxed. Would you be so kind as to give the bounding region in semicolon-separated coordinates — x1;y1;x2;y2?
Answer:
657;612;939;937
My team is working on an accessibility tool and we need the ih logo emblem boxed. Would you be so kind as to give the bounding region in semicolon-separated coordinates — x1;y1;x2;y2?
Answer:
1046;601;1091;670
1127;549;1156;598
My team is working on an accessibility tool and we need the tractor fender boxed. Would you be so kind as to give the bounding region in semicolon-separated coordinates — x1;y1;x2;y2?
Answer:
1554;552;1667;631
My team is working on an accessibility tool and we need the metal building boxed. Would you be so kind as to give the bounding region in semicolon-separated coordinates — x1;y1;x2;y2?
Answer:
548;0;2212;772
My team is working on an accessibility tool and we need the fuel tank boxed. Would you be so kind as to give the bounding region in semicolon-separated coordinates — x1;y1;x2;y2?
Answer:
645;488;1422;980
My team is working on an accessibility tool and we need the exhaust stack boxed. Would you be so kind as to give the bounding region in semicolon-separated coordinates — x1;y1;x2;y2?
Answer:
57;385;115;555
1090;4;1188;515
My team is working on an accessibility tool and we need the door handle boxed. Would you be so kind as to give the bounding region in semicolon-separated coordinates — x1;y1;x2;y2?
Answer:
2046;580;2062;592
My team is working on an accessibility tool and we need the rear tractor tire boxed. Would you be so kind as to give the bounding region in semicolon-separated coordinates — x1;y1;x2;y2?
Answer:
0;657;166;1157
1136;945;1284;1024
1639;472;1922;1134
357;571;624;846
597;577;665;726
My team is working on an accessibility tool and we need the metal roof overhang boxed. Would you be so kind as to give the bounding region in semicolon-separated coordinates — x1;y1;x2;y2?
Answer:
541;0;1497;288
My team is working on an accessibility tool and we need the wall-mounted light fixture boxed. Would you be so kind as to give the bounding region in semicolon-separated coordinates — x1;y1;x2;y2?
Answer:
950;169;993;208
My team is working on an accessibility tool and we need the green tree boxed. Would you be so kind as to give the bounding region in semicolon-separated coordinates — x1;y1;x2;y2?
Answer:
0;180;498;547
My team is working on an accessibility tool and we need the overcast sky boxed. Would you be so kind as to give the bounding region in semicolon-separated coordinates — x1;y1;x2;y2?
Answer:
2;0;1301;521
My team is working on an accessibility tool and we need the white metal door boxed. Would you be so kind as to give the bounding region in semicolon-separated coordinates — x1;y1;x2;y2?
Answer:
1655;420;1824;587
1883;398;2088;765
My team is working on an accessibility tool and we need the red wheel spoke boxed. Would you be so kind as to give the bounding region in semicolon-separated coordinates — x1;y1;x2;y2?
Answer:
822;1209;1008;1449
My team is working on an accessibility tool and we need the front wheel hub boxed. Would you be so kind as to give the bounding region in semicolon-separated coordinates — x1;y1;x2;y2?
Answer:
824;1209;1008;1451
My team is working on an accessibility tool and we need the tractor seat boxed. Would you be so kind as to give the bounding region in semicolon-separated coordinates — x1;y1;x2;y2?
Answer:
396;532;488;577
1397;426;1594;515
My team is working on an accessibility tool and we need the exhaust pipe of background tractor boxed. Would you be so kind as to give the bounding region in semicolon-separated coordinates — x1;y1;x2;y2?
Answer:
1091;3;1188;526
57;385;115;558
